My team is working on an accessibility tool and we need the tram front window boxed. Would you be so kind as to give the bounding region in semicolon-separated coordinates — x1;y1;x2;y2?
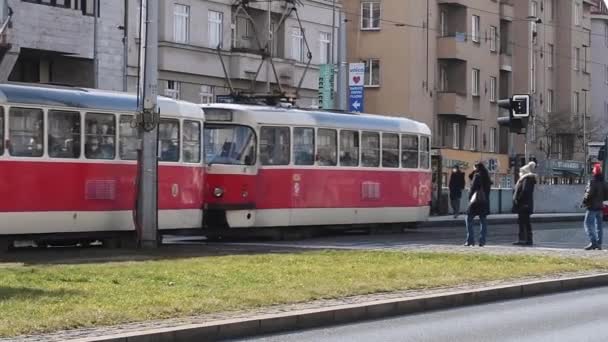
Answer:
204;124;256;166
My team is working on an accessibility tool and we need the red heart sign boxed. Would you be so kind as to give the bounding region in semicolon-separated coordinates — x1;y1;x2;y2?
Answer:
353;76;361;84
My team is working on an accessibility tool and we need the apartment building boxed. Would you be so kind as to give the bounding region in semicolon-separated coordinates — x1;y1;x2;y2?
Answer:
344;0;513;188
125;0;338;107
4;0;125;90
512;0;594;180
590;0;608;150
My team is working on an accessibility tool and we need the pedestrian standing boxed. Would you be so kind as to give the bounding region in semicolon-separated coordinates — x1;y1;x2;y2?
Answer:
512;161;537;246
582;164;608;250
449;165;465;218
464;162;492;247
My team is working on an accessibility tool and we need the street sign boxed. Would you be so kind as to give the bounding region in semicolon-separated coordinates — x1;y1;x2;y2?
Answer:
349;63;365;113
318;64;335;109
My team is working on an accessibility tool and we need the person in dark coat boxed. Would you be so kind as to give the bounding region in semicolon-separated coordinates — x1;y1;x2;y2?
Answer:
582;164;608;250
448;165;466;218
512;161;537;246
464;162;492;247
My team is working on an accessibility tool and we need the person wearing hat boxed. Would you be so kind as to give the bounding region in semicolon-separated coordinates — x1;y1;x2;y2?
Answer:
448;165;465;218
464;162;492;247
582;164;608;250
512;161;537;246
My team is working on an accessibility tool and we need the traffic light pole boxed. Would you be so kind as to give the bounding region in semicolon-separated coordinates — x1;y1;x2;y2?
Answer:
136;0;159;249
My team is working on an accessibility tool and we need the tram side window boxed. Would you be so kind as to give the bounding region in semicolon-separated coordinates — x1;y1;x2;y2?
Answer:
294;127;314;165
0;107;4;155
9;107;43;157
361;132;380;167
159;118;180;162
183;120;201;163
382;133;400;168
260;126;290;165
48;110;81;159
85;113;116;160
340;130;359;167
401;134;419;169
119;115;139;160
317;128;337;166
420;136;431;169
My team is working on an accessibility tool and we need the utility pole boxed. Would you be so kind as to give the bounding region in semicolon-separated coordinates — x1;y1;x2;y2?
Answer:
136;0;159;248
93;0;98;88
266;0;272;93
336;11;347;111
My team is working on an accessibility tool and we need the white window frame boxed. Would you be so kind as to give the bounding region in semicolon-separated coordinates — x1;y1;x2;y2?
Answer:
605;23;608;47
200;85;214;104
574;47;580;71
489;25;497;52
291;27;304;62
605;65;608;84
364;58;380;87
604;101;608;119
547;89;553;113
574;2;581;26
452;122;460;149
573;91;579;114
165;80;180;100
530;48;536;93
360;2;380;30
489;76;497;102
471;15;480;43
489;127;497;153
471;68;480;96
547;44;554;68
173;4;190;44
208;10;224;49
319;32;331;64
439;64;448;91
469;125;478;151
440;10;447;37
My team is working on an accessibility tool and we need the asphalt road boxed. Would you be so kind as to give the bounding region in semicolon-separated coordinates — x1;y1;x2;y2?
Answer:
238;286;608;342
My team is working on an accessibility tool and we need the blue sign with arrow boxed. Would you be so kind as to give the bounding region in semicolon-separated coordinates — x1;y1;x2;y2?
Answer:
349;85;364;113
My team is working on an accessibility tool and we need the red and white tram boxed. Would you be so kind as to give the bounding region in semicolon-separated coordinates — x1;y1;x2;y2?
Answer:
0;83;205;248
202;104;432;235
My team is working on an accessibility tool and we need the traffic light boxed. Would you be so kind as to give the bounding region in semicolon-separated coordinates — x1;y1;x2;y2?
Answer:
497;94;531;134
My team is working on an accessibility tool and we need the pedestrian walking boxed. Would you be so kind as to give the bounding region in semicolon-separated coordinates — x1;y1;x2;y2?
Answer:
582;164;608;250
448;165;465;218
464;162;492;247
512;161;537;246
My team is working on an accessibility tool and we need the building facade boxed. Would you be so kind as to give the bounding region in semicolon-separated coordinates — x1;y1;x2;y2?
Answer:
512;0;594;181
344;0;513;188
4;0;125;91
125;0;339;107
590;0;608;154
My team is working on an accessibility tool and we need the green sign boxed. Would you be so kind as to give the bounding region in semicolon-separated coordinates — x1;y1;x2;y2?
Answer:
318;64;334;109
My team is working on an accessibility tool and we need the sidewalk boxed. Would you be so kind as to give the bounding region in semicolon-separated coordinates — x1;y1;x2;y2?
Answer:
422;213;585;227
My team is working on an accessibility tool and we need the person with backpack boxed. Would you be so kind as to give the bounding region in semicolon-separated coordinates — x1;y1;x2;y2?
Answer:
448;165;466;218
464;162;492;247
582;164;608;250
512;161;537;246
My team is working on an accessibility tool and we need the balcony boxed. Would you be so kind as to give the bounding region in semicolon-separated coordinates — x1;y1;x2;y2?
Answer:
500;53;512;71
437;92;472;119
437;0;469;6
500;1;514;20
437;34;468;61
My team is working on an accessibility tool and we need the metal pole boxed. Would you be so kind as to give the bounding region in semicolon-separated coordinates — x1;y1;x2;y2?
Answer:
137;0;159;248
123;0;129;92
330;0;336;65
93;0;98;88
583;89;588;181
336;11;347;111
266;0;271;93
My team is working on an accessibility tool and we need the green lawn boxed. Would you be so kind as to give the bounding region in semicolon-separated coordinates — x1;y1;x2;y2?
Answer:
1;250;607;337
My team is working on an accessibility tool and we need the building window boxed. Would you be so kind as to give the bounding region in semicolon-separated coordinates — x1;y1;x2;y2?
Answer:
208;10;223;48
604;101;608;119
573;91;579;114
574;48;580;71
605;23;608;47
173;4;190;44
452;122;460;149
361;2;380;30
200;85;214;104
547;89;553;113
547;44;554;68
165;80;180;100
489;26;497;52
291;27;304;62
319;32;331;64
471;15;480;43
363;59;380;86
439;64;447;91
574;2;581;26
440;10;447;37
76;0;99;17
489;127;497;153
548;0;555;20
605;65;608;84
471;68;480;96
489;76;497;102
469;125;478;151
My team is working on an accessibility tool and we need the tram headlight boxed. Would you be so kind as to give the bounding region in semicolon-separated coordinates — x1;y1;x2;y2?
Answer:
213;187;225;198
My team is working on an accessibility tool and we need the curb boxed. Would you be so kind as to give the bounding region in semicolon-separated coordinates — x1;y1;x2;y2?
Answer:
71;272;608;342
422;214;584;227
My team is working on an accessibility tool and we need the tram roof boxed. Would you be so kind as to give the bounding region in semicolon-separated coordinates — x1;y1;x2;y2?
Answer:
0;83;204;118
202;103;431;135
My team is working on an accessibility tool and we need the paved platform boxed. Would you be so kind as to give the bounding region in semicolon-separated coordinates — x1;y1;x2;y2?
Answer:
424;213;584;227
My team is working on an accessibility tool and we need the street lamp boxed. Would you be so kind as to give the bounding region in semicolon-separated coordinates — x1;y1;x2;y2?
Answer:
582;88;589;180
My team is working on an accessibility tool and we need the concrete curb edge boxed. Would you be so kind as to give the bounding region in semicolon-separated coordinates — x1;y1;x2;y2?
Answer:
73;272;608;342
421;214;584;227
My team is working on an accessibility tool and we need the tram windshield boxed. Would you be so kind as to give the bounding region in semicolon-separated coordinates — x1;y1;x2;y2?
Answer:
204;124;256;165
